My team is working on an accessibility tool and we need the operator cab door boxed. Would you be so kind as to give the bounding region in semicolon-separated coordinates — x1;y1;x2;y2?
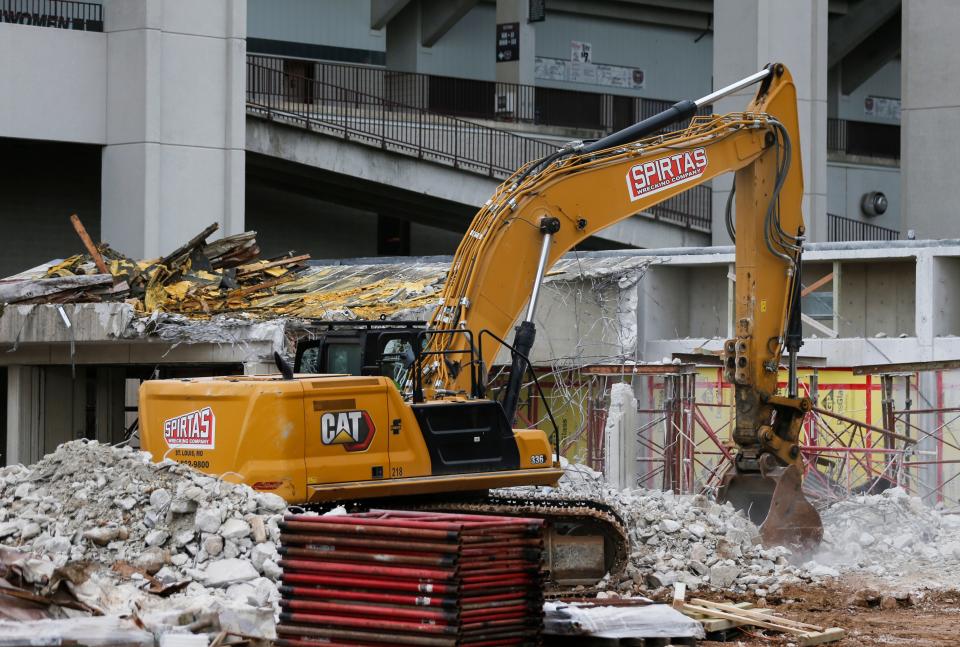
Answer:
302;377;392;485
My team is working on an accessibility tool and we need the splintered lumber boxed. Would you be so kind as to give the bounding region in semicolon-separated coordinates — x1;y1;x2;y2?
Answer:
69;214;109;275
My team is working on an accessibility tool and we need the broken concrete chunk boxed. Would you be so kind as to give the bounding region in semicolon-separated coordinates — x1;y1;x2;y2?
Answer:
83;527;123;546
203;558;259;587
255;493;287;513
251;542;279;572
708;564;740;588
220;518;251;540
149;488;171;510
203;534;224;557
145;529;169;547
133;547;166;574
195;507;222;534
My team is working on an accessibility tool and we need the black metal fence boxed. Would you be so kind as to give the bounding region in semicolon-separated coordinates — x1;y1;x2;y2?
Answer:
827;118;900;160
647;185;712;233
247;58;556;180
0;0;102;31
248;54;710;134
246;54;713;233
827;213;900;242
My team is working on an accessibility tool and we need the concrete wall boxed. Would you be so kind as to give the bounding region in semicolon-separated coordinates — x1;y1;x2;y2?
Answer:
837;261;915;337
0;139;102;278
933;256;960;338
535;13;712;100
832;59;901;124
0;23;106;144
827;162;901;230
249;0;383;54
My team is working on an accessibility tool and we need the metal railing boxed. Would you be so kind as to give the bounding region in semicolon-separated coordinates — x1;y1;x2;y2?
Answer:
247;57;556;180
247;54;711;134
827;118;900;160
646;185;712;233
0;0;102;31
246;55;713;232
827;213;900;242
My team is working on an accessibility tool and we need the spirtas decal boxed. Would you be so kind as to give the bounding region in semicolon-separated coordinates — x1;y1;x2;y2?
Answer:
626;148;708;202
320;410;376;452
163;406;216;450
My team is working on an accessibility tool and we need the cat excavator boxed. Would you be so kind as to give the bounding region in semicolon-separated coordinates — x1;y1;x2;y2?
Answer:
140;63;822;591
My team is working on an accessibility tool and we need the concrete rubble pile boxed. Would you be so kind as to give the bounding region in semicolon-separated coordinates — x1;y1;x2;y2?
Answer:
500;460;819;598
0;440;288;641
810;486;960;587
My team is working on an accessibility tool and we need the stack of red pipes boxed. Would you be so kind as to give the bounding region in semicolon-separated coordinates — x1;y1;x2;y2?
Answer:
275;509;546;646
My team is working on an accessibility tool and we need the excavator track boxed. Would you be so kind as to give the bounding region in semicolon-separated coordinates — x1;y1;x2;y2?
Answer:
398;490;631;595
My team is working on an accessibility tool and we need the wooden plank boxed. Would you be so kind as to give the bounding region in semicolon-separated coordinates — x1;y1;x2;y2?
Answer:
672;582;686;609
801;271;834;297
236;253;311;277
685;602;774;632
689;598;823;631
801;313;839;338
798;627;845;646
680;603;807;636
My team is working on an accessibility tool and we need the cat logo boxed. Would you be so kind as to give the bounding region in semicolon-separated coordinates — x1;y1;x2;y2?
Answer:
320;410;376;452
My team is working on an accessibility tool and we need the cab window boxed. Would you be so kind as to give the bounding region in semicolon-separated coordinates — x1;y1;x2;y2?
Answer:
327;343;362;375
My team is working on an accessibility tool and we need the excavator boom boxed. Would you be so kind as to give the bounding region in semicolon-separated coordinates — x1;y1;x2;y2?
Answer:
419;63;822;550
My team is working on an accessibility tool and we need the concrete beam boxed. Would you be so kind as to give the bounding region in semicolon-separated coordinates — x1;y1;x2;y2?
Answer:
839;11;901;95
370;0;412;30
828;0;899;67
420;0;479;47
546;0;711;30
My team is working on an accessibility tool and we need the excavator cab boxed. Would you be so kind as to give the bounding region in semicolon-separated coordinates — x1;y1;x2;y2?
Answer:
294;321;425;382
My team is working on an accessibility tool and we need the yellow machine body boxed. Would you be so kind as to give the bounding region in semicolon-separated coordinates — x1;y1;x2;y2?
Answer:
139;374;561;504
139;63;821;554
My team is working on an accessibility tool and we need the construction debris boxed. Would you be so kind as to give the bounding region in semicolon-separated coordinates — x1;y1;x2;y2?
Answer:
0;440;287;640
675;591;845;646
500;461;819;598
1;221;310;314
808;486;960;587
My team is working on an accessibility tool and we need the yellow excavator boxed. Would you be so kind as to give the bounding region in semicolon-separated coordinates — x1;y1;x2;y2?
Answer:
140;63;822;589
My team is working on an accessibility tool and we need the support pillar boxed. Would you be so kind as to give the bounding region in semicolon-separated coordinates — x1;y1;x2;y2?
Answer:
6;366;43;466
100;0;246;258
901;0;960;239
711;0;828;244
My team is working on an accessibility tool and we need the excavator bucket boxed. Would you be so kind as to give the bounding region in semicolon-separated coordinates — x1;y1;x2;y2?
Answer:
718;457;823;555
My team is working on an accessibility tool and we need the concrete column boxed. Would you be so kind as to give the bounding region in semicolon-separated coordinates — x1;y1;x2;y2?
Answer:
901;0;960;239
494;0;534;86
711;0;828;244
603;382;639;489
101;0;246;258
6;366;42;466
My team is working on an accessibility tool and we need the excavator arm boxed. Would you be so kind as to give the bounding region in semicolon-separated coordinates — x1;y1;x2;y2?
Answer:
418;63;822;550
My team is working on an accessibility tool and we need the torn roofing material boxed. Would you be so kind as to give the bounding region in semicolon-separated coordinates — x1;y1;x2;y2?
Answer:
2;220;654;324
